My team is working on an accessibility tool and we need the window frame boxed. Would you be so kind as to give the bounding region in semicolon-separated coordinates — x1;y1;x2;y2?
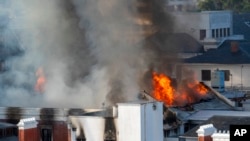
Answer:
201;70;211;81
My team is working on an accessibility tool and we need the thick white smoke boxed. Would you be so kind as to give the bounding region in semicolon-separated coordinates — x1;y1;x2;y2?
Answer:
72;0;148;105
0;0;148;108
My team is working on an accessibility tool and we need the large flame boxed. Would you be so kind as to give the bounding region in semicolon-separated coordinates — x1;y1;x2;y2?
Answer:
35;67;46;93
152;72;208;106
152;72;175;105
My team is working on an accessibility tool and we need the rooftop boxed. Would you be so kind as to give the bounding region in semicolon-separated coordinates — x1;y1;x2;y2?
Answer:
184;40;250;64
0;122;16;129
181;115;250;138
187;110;250;121
233;13;250;41
145;32;204;54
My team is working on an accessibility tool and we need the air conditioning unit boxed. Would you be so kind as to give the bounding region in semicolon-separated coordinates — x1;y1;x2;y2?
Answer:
211;70;225;92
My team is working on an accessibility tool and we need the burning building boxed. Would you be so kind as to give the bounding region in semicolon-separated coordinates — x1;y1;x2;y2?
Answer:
0;1;247;141
0;101;163;141
152;71;209;107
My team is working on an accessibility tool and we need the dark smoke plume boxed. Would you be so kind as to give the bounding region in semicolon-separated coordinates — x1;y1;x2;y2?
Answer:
0;0;181;108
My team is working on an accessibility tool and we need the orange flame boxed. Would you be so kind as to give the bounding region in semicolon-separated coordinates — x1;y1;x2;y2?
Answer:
186;80;208;95
35;67;46;93
152;72;175;105
152;72;208;106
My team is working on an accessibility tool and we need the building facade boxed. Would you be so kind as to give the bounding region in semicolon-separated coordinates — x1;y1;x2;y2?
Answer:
172;11;244;50
0;101;164;141
167;0;199;12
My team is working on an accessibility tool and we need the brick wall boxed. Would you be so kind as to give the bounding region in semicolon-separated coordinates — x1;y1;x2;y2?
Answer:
53;121;69;141
19;127;39;141
17;117;39;141
38;120;70;141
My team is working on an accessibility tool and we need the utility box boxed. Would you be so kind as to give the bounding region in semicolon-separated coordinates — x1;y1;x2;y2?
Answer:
117;101;163;141
211;70;225;92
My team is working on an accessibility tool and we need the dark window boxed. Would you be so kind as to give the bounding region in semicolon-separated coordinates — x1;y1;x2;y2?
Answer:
216;29;219;38
220;28;223;37
6;128;12;136
201;70;211;81
13;127;18;136
223;28;227;37
41;128;52;141
77;139;86;141
212;29;215;38
200;29;206;40
227;28;230;36
222;70;230;81
0;129;2;137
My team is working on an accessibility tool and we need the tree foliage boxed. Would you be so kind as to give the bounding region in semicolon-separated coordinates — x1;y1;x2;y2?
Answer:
198;0;250;12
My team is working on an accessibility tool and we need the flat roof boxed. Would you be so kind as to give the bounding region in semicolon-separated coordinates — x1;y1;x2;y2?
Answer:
182;115;250;138
187;110;250;121
0;122;16;129
117;100;159;105
0;136;18;141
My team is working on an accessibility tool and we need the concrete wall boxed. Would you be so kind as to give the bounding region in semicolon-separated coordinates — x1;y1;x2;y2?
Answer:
212;130;229;141
167;0;199;11
173;12;204;40
173;11;233;43
118;103;142;141
181;63;250;89
70;116;105;141
118;101;163;141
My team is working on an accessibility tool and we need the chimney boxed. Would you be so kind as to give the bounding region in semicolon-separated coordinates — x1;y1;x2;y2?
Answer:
196;124;216;141
17;117;39;141
212;130;230;141
230;41;239;53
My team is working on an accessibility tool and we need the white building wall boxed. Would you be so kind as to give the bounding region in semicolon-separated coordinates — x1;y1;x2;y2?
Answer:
118;104;142;141
173;12;204;40
209;11;232;30
70;116;105;141
181;64;250;89
144;102;164;141
172;11;234;50
118;101;163;141
212;130;230;141
167;0;199;11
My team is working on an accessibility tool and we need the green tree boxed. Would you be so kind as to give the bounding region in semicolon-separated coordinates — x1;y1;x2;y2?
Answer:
198;0;250;12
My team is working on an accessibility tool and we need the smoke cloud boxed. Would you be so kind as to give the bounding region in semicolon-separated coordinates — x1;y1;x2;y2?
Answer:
0;0;155;108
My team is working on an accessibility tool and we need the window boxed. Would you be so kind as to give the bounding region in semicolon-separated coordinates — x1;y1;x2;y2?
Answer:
0;129;3;137
227;28;230;36
77;138;86;141
223;28;227;37
212;29;215;38
201;70;211;81
41;127;52;141
216;29;219;38
220;28;223;37
6;128;13;136
200;29;206;40
222;70;230;81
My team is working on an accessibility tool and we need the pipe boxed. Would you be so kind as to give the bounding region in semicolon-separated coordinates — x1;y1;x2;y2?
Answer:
141;90;157;101
200;82;236;110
